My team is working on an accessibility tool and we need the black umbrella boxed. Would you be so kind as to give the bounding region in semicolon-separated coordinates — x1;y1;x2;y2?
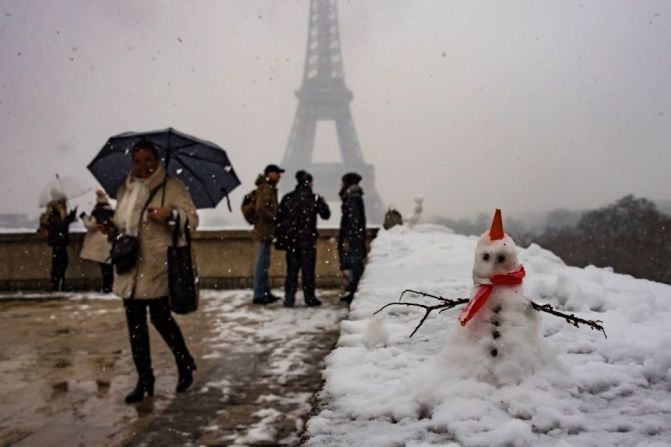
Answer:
87;128;240;209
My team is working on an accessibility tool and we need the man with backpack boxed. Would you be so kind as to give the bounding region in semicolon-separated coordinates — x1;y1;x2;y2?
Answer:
243;164;284;305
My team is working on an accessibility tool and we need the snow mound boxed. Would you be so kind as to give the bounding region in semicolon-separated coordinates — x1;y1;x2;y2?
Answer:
305;225;671;447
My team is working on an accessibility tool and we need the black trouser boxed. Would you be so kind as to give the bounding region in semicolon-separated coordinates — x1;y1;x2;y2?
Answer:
50;246;68;291
99;263;114;293
284;245;316;303
346;258;365;295
123;297;193;380
339;244;366;297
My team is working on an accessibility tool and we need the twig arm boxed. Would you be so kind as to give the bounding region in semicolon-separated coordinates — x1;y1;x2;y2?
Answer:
374;301;443;316
374;299;469;337
400;289;450;303
439;298;470;313
531;301;607;339
400;289;467;305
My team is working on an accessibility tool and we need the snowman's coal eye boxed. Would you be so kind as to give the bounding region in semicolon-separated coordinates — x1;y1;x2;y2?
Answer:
482;253;490;261
497;254;506;263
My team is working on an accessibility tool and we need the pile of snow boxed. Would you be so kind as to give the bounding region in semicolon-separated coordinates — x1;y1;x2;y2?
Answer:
305;224;671;447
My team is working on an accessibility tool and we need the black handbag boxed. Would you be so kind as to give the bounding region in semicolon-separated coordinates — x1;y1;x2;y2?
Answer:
110;234;140;274
110;181;165;275
168;216;199;314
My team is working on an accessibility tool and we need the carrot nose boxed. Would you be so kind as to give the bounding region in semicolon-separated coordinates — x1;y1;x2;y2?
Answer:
489;209;504;240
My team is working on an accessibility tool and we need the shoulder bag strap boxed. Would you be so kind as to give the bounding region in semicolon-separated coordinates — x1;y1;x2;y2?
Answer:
137;177;167;230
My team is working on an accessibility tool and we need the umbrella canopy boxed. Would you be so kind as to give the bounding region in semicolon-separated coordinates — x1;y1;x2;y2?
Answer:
39;174;90;207
87;128;241;209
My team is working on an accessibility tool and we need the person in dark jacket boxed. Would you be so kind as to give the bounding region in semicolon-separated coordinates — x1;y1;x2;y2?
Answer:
338;172;367;303
276;170;331;307
252;164;284;304
39;193;77;291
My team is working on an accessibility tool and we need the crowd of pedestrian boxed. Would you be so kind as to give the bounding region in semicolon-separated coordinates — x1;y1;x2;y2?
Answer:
248;164;368;308
38;160;369;306
35;148;369;404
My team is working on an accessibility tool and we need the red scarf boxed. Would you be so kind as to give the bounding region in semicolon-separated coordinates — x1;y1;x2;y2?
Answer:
458;265;526;327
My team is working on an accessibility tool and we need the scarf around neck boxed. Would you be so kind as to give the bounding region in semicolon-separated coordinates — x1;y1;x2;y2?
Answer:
458;265;526;327
115;166;165;236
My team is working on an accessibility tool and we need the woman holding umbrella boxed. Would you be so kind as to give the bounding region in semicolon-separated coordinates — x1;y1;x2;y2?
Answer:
37;174;88;291
111;140;199;404
38;190;77;291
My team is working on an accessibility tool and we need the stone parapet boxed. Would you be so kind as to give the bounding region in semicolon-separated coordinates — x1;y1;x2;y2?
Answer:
0;228;378;291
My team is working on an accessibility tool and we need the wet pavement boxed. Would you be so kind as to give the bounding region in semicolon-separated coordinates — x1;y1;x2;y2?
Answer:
0;290;347;447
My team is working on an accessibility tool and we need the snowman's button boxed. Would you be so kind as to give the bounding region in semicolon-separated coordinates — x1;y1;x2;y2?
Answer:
492;330;500;339
490;348;498;357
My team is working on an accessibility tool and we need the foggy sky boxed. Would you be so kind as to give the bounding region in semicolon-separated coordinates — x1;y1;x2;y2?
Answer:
1;0;670;226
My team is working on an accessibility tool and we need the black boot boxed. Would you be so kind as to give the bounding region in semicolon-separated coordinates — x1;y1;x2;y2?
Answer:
123;300;153;404
144;298;196;393
283;294;295;308
176;360;197;393
339;293;354;304
125;375;155;404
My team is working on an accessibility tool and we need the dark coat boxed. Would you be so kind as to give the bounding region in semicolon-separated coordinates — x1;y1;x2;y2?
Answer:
91;201;115;225
252;175;279;242
276;185;331;249
338;185;367;268
45;204;76;247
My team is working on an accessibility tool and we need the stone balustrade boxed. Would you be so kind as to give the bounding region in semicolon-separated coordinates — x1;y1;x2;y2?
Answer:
0;228;378;291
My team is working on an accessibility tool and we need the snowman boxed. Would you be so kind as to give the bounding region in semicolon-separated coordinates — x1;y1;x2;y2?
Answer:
377;209;605;385
441;209;551;384
407;196;424;228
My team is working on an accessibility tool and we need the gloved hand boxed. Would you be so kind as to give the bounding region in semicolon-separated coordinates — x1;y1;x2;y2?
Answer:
68;207;78;222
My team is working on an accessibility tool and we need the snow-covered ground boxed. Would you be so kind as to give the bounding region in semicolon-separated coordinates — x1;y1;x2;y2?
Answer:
305;224;671;447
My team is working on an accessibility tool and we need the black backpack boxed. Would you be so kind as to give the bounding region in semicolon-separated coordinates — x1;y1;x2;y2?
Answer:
241;189;257;225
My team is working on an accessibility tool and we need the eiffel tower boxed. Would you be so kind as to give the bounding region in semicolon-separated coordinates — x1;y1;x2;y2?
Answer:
281;0;385;223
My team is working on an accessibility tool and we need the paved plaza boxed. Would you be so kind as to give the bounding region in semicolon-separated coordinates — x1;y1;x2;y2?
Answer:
0;291;347;446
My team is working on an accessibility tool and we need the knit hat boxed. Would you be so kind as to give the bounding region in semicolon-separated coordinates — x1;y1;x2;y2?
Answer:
342;172;362;186
296;170;313;185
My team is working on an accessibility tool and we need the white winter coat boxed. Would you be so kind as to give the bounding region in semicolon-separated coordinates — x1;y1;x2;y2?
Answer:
80;216;113;264
112;165;198;300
